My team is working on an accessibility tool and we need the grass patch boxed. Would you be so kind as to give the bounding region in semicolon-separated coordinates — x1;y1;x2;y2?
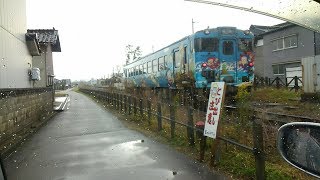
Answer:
252;87;301;105
251;87;320;119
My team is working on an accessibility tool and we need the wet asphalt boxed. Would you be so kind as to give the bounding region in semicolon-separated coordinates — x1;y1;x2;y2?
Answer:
4;91;227;180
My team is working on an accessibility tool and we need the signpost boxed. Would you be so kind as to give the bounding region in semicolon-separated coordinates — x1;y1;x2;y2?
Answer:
203;82;226;166
204;82;226;139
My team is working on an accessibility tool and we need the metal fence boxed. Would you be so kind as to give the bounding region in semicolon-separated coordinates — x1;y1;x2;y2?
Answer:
254;76;303;92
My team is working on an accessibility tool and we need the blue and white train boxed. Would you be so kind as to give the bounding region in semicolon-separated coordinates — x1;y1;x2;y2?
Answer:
123;27;254;89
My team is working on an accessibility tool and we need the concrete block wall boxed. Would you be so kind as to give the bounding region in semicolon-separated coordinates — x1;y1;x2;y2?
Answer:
0;88;54;155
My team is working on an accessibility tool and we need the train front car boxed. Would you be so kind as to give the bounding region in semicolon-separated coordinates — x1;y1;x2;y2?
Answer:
193;27;254;91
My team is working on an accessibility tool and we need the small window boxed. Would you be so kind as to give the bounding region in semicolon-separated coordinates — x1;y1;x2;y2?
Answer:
143;63;147;74
153;59;158;72
124;69;127;77
134;66;138;76
223;41;234;55
272;64;285;75
284;35;298;48
239;39;252;51
140;65;143;75
148;61;152;73
272;34;298;51
257;39;264;47
158;57;164;70
174;50;180;68
183;46;187;64
195;38;219;52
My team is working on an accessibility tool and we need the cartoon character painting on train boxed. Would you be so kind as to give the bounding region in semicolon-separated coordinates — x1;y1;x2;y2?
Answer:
238;52;254;72
207;57;220;69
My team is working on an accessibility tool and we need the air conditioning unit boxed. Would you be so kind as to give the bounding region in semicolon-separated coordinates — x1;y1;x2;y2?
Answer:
30;67;41;81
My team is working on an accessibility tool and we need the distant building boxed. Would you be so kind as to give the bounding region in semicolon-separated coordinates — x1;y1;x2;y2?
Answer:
54;79;71;90
250;22;320;81
26;29;61;88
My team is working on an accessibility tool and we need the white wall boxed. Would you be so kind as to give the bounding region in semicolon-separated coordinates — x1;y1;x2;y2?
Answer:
0;0;33;88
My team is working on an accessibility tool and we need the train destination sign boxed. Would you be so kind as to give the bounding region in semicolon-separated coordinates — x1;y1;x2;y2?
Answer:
204;82;226;139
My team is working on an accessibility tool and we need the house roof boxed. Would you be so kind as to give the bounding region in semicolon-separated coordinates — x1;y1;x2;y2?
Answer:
26;28;61;52
250;22;295;37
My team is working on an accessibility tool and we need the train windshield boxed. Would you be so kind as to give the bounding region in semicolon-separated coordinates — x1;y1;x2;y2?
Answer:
238;39;253;52
194;38;219;52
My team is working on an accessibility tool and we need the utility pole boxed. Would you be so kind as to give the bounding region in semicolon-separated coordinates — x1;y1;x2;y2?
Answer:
192;18;197;34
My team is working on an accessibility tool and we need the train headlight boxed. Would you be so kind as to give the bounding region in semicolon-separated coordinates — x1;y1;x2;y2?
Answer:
204;29;210;35
244;30;250;35
201;63;207;68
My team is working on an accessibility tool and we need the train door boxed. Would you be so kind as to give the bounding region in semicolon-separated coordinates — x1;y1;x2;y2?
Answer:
173;49;180;76
219;39;237;84
182;46;188;74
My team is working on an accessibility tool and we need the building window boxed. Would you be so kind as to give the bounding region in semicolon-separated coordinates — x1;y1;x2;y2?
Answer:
257;39;264;47
47;75;54;86
272;34;298;51
272;64;285;75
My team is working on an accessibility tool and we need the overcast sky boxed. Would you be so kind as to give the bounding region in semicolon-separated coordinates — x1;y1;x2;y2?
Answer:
26;0;283;81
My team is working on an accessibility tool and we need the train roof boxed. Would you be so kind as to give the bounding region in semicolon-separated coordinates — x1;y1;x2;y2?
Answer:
124;26;251;67
125;35;190;67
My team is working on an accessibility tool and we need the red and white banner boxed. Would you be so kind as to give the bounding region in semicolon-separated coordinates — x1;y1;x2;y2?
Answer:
204;82;226;139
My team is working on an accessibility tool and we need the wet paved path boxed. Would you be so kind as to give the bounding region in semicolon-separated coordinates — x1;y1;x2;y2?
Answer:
4;91;226;180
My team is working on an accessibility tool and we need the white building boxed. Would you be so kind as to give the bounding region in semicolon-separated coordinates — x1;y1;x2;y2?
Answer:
0;0;33;88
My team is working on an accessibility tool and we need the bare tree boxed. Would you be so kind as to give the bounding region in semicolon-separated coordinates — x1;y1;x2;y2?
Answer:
125;45;142;64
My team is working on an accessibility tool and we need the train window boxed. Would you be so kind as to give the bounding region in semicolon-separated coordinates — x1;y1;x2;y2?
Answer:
239;39;252;52
143;63;147;74
153;59;158;72
148;61;152;73
124;69;127;78
158;57;164;70
164;55;167;69
223;41;234;55
183;46;187;64
195;38;219;52
174;50;180;68
140;64;143;75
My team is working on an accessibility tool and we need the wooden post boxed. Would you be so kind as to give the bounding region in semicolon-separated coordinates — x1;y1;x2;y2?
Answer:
169;90;175;138
196;122;206;162
119;94;123;112
124;95;127;114
139;98;143;116
147;99;151;125
276;77;280;89
294;76;299;92
252;115;266;180
133;97;137;115
157;102;162;131
128;96;132;115
187;106;195;146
